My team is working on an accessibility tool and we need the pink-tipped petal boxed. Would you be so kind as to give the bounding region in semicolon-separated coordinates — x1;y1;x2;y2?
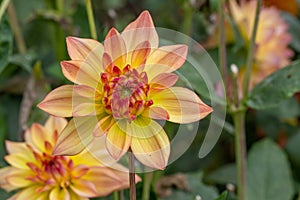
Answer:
105;121;131;160
130;126;170;170
24;123;52;152
122;11;159;51
70;179;97;197
104;28;127;68
44;116;68;139
145;45;188;80
52;117;97;156
150;87;213;124
150;73;179;90
37;85;74;117
61;60;99;88
66;37;103;60
5;141;28;154
142;106;170;120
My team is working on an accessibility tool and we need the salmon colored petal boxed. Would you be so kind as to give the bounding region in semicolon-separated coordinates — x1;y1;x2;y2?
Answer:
24;123;51;152
142;106;170;120
122;11;158;52
0;167;19;192
131;128;170;170
69;190;88;200
70;179;97;197
73;103;104;117
52;117;97;156
84;167;130;196
37;85;74;117
50;187;70;200
73;85;98;98
145;45;188;80
130;41;151;68
5;141;28;154
66;37;103;60
61;60;99;88
151;87;213;124
150;73;178;90
44;116;68;144
106;121;131;160
93;115;115;137
104;28;127;68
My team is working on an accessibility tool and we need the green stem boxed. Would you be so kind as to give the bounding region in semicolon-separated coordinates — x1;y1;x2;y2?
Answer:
182;2;193;36
242;0;261;99
233;111;247;200
113;190;123;200
7;2;26;54
142;172;153;200
218;0;229;100
0;0;10;22
85;0;97;40
129;148;136;200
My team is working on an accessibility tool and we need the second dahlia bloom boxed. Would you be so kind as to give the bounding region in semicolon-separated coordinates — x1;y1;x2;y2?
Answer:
230;0;293;89
38;11;212;169
0;116;135;200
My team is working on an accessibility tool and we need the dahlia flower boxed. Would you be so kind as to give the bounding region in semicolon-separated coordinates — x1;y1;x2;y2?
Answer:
0;116;135;200
38;11;212;169
230;0;293;89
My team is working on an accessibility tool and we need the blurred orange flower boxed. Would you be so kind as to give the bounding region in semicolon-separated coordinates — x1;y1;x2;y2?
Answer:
263;0;299;16
38;11;212;170
230;0;293;89
0;116;136;200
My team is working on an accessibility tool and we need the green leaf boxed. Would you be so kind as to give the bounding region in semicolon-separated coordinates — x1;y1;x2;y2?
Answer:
206;164;237;185
280;12;300;52
247;60;300;109
246;139;294;200
0;17;13;74
160;172;218;200
214;191;228;200
285;131;300;167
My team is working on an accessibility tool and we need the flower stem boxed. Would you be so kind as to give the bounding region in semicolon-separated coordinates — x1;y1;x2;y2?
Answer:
142;172;153;200
233;110;247;200
85;0;97;40
242;0;261;99
0;0;10;22
129;148;136;200
113;190;123;200
7;1;26;54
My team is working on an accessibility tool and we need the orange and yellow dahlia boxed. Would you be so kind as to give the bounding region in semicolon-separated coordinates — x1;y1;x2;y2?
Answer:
38;11;212;170
0;116;135;200
230;0;293;89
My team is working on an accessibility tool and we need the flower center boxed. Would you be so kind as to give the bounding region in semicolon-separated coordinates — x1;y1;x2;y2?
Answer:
100;65;153;121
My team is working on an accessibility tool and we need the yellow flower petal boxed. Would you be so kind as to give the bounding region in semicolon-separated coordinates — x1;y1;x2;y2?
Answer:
131;127;170;170
6;170;33;188
50;187;70;200
122;11;158;52
130;41;151;68
150;73;178;90
24;123;51;152
0;167;19;192
130;116;164;138
9;186;42;200
104;28;127;68
5;153;34;170
70;179;97;197
142;106;170;121
145;45;188;80
61;60;99;88
93;115;115;137
37;85;74;117
151;87;213;124
52;117;97;156
44;116;68;145
66;37;103;61
106;121;131;160
73;102;104;117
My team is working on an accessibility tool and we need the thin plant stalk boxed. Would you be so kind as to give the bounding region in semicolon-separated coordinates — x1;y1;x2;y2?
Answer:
0;0;10;22
7;1;26;54
113;190;123;200
142;172;153;200
242;0;261;99
129;148;136;200
85;0;97;40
